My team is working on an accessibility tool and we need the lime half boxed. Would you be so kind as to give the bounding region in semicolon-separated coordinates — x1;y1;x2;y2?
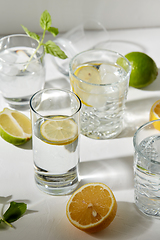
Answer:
40;116;78;145
0;108;32;145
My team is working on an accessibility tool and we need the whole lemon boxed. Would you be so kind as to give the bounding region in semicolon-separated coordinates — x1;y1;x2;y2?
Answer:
125;52;158;88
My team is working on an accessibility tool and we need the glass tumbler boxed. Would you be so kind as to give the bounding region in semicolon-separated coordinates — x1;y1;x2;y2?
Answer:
133;119;160;217
30;88;81;195
69;49;131;139
0;34;45;109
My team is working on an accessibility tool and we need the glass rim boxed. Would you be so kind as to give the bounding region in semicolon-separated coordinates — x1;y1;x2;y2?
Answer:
69;48;131;86
133;119;160;158
0;34;44;64
30;88;82;120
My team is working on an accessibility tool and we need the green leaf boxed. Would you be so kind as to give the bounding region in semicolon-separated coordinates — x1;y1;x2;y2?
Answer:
21;25;40;42
44;41;68;59
3;201;27;223
21;10;67;71
48;27;59;37
40;10;51;30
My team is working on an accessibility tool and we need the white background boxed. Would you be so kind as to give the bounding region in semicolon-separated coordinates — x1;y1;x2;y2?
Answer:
0;0;160;35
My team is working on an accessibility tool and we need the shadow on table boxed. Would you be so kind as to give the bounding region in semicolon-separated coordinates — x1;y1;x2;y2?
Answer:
16;138;32;150
118;94;160;139
79;155;134;191
91;201;153;239
44;77;70;90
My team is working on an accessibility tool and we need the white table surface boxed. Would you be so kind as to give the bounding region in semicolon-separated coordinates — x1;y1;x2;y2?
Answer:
1;27;160;239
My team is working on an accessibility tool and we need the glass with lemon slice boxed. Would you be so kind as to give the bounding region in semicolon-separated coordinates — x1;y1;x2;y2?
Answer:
69;49;131;139
30;88;81;195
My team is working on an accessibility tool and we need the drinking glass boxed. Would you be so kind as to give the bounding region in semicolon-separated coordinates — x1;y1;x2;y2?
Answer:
69;49;131;139
30;88;81;195
0;34;45;109
133;119;160;217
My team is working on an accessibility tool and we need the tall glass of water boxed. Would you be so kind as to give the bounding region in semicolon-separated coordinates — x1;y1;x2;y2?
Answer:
0;34;45;109
133;119;160;217
69;49;131;139
30;88;81;195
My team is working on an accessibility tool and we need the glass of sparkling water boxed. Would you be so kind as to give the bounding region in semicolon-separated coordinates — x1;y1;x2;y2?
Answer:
69;49;131;139
30;88;81;195
133;119;160;217
0;34;45;109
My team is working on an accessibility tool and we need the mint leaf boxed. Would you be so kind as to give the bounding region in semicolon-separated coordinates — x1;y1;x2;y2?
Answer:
40;10;51;30
21;25;40;42
3;201;27;224
44;41;67;59
21;10;68;71
48;27;59;37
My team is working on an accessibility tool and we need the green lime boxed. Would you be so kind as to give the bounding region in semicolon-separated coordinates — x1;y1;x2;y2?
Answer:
124;52;158;88
0;108;32;145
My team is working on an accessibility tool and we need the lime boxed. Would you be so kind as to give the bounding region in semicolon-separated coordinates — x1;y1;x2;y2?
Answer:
40;116;78;145
124;52;158;88
0;108;32;145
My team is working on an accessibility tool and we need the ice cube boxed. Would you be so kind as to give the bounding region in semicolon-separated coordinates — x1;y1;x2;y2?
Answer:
16;50;40;72
87;86;107;108
0;49;18;63
4;65;20;76
99;64;119;84
0;50;27;74
26;61;40;73
16;50;30;63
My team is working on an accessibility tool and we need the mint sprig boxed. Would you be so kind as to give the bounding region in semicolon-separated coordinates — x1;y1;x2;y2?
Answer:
0;201;27;228
21;10;67;70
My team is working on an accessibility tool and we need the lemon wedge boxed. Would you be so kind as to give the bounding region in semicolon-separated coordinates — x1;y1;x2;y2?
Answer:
0;108;32;145
40;116;78;145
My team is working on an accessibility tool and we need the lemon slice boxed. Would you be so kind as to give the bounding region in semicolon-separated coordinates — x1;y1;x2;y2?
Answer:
0;108;32;145
71;65;101;107
150;100;160;131
40;116;78;145
75;65;101;84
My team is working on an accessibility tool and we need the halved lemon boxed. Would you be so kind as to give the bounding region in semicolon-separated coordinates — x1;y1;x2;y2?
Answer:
150;100;160;130
40;116;78;145
66;182;117;233
0;108;32;145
